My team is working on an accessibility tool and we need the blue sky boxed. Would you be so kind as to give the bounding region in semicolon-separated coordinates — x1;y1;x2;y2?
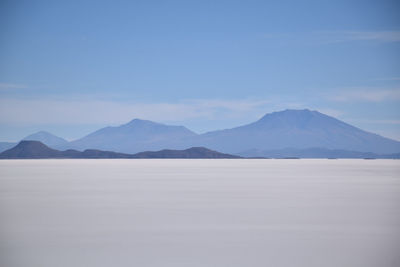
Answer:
1;0;400;141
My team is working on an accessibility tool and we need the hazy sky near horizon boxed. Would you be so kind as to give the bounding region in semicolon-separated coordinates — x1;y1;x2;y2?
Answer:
0;0;400;141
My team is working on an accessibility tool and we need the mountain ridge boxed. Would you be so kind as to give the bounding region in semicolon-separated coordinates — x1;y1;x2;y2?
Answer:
0;141;239;159
3;109;400;156
1;141;398;159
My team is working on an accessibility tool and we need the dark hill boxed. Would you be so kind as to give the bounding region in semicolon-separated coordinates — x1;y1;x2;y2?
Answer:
0;140;63;158
133;147;240;158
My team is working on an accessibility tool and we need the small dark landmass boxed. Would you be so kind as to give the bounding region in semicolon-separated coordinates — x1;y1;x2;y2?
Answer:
0;140;64;159
133;147;240;158
0;141;241;159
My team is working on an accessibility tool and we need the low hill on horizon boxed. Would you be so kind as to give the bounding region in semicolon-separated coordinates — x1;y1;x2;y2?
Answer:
133;147;240;158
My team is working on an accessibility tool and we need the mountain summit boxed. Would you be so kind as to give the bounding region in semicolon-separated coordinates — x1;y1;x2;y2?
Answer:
23;131;68;148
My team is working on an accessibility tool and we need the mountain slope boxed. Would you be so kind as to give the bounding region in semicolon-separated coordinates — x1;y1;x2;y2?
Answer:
23;131;68;148
0;142;17;153
0;141;239;159
194;109;400;154
67;119;197;153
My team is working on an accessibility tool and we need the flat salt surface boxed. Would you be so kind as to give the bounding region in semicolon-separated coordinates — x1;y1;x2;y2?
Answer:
0;159;399;267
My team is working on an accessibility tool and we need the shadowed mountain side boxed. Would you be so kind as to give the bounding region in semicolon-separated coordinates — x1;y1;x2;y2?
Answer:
66;119;197;153
0;141;240;159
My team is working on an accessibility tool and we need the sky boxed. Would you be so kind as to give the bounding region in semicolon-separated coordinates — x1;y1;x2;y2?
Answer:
0;0;400;141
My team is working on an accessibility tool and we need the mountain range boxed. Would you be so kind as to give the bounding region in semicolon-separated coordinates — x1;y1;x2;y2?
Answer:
3;109;400;158
0;141;239;159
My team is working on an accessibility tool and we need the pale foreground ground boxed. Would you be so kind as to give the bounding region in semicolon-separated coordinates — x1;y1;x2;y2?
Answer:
0;159;399;267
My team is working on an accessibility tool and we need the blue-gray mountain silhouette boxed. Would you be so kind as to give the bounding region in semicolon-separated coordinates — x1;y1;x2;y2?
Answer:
62;109;400;155
23;131;68;148
67;119;197;153
193;109;400;154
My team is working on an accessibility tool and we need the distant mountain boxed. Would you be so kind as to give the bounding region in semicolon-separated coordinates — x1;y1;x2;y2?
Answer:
67;119;197;153
194;109;400;154
0;141;239;159
23;131;68;148
0;142;17;153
